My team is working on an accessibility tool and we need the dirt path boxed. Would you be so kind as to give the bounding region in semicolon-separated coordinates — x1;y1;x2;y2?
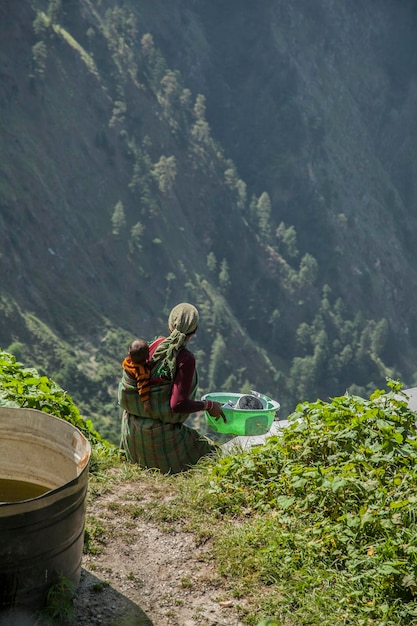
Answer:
73;480;245;626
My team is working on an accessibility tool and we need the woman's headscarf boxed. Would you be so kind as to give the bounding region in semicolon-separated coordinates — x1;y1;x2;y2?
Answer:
151;303;199;380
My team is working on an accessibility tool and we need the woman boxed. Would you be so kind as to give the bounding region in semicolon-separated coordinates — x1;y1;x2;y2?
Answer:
119;302;225;474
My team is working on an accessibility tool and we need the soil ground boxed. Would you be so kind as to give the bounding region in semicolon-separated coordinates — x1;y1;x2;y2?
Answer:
0;475;246;626
72;478;245;626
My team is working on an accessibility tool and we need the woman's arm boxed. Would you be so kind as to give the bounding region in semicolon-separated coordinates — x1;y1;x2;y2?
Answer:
169;348;225;420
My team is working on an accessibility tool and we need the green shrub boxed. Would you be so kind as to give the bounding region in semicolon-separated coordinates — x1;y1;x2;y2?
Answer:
201;379;417;624
0;349;103;445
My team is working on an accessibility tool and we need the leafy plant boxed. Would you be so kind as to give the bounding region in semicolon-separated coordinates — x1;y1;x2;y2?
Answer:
190;379;417;624
0;349;103;444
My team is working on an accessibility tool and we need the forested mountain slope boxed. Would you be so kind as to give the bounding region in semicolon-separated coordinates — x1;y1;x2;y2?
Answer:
1;0;417;442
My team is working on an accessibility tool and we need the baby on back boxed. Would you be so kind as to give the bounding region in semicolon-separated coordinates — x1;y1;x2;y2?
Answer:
122;338;152;417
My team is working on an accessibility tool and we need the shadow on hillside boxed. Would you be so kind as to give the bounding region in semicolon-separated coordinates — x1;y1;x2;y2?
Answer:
0;570;154;626
72;568;154;625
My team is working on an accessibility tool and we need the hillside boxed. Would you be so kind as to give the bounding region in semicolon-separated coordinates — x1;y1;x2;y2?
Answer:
2;356;417;625
1;0;417;442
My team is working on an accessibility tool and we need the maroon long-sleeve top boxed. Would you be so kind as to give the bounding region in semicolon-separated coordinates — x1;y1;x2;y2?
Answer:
149;337;206;414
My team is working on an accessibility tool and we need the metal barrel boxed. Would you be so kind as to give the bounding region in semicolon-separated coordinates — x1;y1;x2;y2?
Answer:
0;407;91;611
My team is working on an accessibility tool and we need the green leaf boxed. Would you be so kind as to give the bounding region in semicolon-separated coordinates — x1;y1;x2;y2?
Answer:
389;500;409;509
276;496;296;510
377;564;401;575
330;477;347;492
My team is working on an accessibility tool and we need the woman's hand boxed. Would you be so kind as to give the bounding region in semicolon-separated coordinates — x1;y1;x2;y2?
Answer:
207;401;226;422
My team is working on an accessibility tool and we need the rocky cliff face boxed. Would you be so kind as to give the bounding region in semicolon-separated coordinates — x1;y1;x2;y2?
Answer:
1;0;417;437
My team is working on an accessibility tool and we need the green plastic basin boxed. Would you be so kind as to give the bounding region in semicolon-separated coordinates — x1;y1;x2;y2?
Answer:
202;392;280;436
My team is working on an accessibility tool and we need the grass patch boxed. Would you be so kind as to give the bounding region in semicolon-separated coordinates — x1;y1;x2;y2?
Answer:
40;575;77;625
84;515;107;555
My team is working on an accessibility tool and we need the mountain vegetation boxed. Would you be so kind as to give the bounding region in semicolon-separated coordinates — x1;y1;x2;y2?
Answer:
1;0;417;443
